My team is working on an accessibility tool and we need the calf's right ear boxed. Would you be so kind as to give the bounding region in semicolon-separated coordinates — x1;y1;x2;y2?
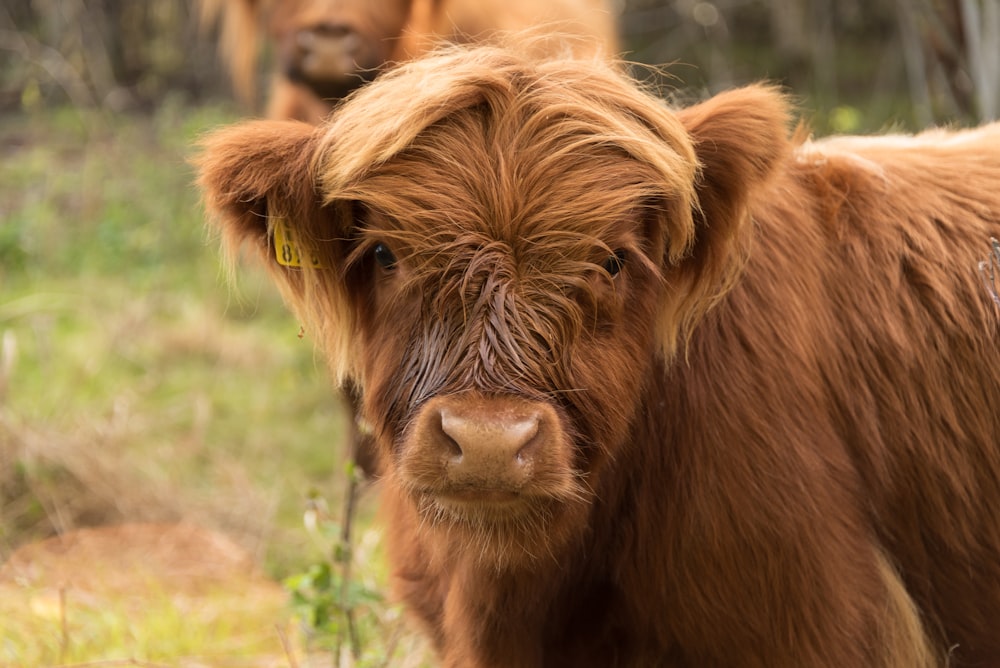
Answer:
194;119;360;384
193;119;327;270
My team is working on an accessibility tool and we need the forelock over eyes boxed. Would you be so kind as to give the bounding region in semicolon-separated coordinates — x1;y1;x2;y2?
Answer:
311;46;700;257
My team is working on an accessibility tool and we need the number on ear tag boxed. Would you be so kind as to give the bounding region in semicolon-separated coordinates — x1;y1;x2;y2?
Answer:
273;218;322;268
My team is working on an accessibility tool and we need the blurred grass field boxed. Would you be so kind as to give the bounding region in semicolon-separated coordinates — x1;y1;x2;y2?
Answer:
0;102;420;665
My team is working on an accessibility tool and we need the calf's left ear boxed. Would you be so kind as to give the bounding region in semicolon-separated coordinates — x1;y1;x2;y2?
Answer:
194;119;328;269
676;83;791;230
662;85;792;353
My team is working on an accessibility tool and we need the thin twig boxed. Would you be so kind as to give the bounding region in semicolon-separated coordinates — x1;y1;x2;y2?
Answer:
337;462;362;665
276;622;300;668
375;614;407;668
59;586;69;663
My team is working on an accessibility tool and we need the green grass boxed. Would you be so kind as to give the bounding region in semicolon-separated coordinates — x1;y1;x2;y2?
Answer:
0;103;429;664
0;582;295;666
1;102;339;563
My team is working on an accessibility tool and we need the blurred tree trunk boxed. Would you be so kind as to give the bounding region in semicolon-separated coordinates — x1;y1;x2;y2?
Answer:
896;0;934;126
959;0;1000;119
913;0;999;123
811;0;839;106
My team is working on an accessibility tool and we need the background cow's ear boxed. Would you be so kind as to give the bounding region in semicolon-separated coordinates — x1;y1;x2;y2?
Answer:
661;85;792;356
194;119;325;270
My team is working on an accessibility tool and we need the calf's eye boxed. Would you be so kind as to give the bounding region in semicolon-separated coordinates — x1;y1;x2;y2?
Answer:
601;249;627;277
373;243;397;270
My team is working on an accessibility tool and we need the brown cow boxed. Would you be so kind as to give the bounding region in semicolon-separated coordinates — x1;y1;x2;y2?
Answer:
199;0;618;123
195;43;1000;667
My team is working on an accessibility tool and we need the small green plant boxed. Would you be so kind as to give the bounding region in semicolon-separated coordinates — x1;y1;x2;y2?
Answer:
284;463;419;667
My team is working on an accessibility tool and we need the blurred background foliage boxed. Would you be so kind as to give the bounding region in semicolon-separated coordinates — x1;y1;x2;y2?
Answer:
0;1;997;663
623;0;999;130
1;0;998;131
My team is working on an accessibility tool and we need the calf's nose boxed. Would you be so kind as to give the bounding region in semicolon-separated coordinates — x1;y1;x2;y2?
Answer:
407;396;555;491
438;406;539;484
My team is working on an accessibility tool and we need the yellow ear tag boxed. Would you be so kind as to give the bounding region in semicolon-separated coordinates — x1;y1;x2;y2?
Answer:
273;218;322;268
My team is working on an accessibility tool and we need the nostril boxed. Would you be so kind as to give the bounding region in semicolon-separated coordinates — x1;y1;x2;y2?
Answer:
512;423;542;466
436;416;464;461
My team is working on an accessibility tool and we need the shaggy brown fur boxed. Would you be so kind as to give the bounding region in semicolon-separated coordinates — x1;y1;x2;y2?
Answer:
195;43;1000;667
199;0;617;123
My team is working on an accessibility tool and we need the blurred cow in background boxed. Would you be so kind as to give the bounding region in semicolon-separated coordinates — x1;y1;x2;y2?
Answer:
200;0;619;123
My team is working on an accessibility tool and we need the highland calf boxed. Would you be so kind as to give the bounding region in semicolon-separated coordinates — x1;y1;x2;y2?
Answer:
195;44;1000;667
200;0;617;122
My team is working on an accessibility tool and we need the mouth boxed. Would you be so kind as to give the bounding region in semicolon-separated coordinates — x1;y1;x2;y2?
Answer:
406;486;587;567
413;486;549;526
437;488;524;506
400;470;590;530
